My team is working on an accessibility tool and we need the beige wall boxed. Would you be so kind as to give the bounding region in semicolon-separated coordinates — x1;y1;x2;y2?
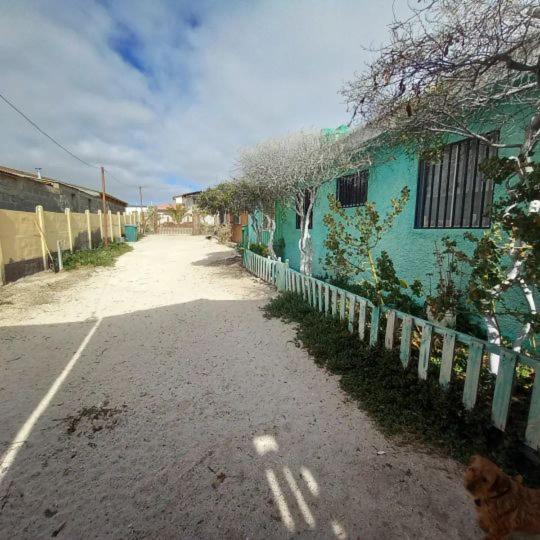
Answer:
0;206;131;284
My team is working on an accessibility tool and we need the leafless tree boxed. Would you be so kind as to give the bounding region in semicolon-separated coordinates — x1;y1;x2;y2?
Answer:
238;130;355;273
342;0;539;370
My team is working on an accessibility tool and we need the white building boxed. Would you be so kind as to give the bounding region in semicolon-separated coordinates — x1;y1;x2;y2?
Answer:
172;191;215;225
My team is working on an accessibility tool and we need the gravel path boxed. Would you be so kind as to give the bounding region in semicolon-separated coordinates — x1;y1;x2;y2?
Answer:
0;235;479;539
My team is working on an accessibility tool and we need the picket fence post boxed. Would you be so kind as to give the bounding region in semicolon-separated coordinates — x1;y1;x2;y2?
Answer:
65;208;73;252
35;205;47;270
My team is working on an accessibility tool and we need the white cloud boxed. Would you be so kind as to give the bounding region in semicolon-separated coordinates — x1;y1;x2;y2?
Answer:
0;0;407;204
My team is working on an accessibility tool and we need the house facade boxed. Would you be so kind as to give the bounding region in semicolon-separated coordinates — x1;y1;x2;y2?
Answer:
269;114;533;341
173;191;215;225
0;166;127;214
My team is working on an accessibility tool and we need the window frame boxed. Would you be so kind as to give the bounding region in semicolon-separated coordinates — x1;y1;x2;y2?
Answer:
414;133;498;230
336;169;368;208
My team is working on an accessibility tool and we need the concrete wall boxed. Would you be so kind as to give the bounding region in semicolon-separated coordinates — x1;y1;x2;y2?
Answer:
0;171;126;214
0;207;137;283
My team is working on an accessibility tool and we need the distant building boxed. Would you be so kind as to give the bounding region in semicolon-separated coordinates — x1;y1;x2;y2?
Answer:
172;191;215;225
0;165;127;213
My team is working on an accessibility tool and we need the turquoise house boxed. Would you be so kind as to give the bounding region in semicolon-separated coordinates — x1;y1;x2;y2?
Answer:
263;113;535;342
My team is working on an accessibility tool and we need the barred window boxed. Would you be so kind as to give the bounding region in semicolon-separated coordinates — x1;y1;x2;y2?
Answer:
295;190;313;229
415;135;498;229
336;170;368;207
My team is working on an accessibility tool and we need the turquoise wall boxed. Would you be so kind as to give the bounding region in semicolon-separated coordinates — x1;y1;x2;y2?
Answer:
270;115;535;341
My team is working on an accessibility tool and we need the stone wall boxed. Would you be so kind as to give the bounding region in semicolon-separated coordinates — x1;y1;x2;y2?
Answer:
0;171;126;214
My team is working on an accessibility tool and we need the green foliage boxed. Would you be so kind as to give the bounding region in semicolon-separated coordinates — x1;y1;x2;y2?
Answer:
215;223;232;244
443;160;540;349
197;181;239;216
249;242;269;257
62;242;132;270
163;203;187;224
324;186;420;307
426;239;464;321
327;252;424;316
264;292;539;486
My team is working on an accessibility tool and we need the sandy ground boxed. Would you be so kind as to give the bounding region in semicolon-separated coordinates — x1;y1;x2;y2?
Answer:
0;235;480;539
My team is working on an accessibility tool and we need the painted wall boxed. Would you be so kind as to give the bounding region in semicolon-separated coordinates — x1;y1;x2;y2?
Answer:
0;171;126;214
0;208;134;283
271;114;534;341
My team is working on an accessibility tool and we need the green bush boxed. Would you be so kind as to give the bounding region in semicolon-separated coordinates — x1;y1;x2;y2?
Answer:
249;242;268;257
264;292;539;486
62;242;132;270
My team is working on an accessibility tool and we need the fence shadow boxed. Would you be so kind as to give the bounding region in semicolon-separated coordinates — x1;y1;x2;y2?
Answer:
0;297;477;539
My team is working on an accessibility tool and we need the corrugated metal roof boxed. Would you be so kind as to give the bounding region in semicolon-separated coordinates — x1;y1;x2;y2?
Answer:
0;164;127;206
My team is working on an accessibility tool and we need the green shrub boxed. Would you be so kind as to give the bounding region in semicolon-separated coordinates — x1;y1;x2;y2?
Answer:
249;242;268;257
264;292;539;486
62;242;132;270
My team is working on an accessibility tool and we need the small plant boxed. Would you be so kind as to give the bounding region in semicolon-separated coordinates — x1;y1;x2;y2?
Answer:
249;242;269;257
324;186;421;308
62;242;132;270
215;223;232;244
426;239;464;327
328;252;424;316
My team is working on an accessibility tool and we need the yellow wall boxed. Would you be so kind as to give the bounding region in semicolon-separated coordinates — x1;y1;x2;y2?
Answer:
0;207;128;283
0;209;42;264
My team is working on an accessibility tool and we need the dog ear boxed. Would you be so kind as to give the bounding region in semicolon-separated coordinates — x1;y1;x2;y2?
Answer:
490;472;511;496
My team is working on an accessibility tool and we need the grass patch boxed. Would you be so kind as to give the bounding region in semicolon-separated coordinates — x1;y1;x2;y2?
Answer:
264;291;539;486
62;242;132;270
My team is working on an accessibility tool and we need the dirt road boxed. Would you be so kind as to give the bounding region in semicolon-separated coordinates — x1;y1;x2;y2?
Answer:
0;236;478;539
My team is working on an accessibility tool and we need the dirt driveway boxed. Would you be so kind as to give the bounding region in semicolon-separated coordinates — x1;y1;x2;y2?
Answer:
0;235;479;539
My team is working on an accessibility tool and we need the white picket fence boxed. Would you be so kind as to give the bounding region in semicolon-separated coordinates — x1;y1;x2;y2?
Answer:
243;249;540;451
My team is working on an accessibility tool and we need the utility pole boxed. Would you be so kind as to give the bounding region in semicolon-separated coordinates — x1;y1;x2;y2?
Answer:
138;185;145;233
101;166;109;246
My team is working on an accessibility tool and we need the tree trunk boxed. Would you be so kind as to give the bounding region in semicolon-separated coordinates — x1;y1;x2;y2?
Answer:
298;193;315;275
298;218;313;275
265;215;277;259
485;314;501;374
251;212;263;244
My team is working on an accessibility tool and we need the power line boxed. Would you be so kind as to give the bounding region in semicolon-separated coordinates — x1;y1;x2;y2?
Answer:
0;91;140;197
0;92;99;169
104;168;132;187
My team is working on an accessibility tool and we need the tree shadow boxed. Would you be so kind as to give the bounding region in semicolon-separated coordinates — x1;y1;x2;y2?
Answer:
0;298;478;539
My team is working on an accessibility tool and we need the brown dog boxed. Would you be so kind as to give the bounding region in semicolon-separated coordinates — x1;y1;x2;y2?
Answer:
464;455;540;539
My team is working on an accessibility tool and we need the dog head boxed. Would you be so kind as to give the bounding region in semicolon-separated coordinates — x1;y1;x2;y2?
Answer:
464;455;512;500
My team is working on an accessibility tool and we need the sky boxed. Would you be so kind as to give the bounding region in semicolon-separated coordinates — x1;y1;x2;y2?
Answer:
0;0;407;205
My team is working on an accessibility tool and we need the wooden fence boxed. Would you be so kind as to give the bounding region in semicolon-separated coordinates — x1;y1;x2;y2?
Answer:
155;225;193;235
243;249;540;452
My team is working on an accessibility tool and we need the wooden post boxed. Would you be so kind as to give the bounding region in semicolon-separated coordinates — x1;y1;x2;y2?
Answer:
369;305;380;346
101;166;109;246
463;341;483;410
85;209;92;249
65;208;73;253
525;369;540;450
0;235;6;285
117;211;122;238
98;210;104;242
108;209;113;241
385;310;396;350
36;205;47;270
491;350;517;429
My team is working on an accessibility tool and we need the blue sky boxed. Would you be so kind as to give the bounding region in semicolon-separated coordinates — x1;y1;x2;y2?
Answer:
0;0;408;205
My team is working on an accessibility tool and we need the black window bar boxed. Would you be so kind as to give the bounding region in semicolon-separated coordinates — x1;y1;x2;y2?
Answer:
336;170;368;208
414;133;498;229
